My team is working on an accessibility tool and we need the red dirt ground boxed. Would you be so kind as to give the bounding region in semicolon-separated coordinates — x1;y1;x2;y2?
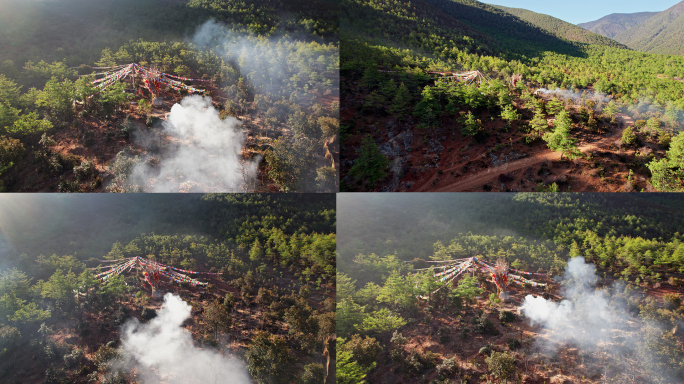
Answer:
342;90;661;192
364;273;683;384
4;76;338;192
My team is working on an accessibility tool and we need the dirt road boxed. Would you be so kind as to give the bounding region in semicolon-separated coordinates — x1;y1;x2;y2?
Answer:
416;113;633;192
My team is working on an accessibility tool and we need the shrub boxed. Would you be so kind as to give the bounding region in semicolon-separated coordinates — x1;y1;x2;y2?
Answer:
499;311;516;324
622;126;636;146
0;325;21;355
58;177;82;193
479;344;493;356
63;348;85;368
146;115;161;128
102;372;128;384
507;338;521;350
485;351;517;383
405;350;439;373
341;334;381;367
438;326;451;344
73;159;95;181
44;365;69;384
436;357;457;378
141;307;157;321
390;331;408;346
299;363;325;384
663;294;682;310
119;116;136;139
93;344;119;369
473;313;498;335
58;153;82;170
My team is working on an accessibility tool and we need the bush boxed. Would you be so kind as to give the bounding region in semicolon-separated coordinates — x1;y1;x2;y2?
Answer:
58;176;82;192
485;351;517;383
45;365;69;384
63;348;85;368
341;334;381;367
438;326;451;344
102;372;128;384
436;357;457;378
93;344;119;368
83;129;95;146
405;350;439;373
663;294;682;310
390;331;408;346
473;313;498;335
622;126;636;146
499;311;516;324
73;159;95;181
479;344;493;356
146;115;161;128
299;363;325;384
58;153;82;171
141;307;157;321
507;338;521;350
0;325;21;355
119;116;136;139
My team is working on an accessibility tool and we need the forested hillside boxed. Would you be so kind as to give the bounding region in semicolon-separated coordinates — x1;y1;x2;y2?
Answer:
338;193;684;274
340;0;684;192
494;5;627;48
578;12;658;39
614;0;684;55
0;194;336;384
0;0;339;192
337;193;684;384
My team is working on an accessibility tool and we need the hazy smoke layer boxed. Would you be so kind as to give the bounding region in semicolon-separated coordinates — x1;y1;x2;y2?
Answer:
535;88;611;110
120;293;251;384
521;257;628;350
133;95;258;192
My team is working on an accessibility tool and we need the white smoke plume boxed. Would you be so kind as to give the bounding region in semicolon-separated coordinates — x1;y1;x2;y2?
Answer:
521;257;630;351
130;95;259;192
119;293;251;384
520;257;684;382
189;19;339;109
535;88;612;111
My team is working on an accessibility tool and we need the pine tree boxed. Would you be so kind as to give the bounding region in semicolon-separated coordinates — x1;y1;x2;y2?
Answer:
648;132;684;192
95;48;117;67
621;126;636;146
350;135;389;188
500;104;520;128
389;83;411;120
544;110;578;160
461;111;481;137
529;109;547;137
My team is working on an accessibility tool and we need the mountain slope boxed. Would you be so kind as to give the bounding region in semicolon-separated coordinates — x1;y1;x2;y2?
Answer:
494;5;628;48
614;0;684;55
419;0;588;56
578;12;658;39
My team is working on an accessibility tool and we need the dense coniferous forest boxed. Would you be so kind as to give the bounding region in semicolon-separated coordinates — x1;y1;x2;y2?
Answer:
0;194;336;384
337;193;684;383
340;0;684;192
0;0;339;192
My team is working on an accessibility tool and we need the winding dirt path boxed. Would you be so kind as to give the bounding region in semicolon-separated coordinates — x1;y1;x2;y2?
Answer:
416;113;633;192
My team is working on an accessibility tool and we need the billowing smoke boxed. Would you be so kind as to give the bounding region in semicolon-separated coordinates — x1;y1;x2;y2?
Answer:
129;95;259;192
119;293;251;384
535;88;612;111
191;19;335;100
535;87;681;125
521;257;630;350
521;257;684;382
